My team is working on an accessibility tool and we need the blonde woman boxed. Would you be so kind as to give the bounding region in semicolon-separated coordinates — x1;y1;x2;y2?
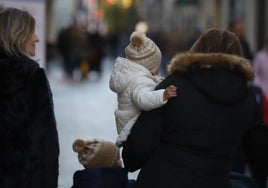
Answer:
0;7;59;188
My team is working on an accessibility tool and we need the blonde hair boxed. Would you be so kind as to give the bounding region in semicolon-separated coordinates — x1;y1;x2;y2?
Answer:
0;7;36;57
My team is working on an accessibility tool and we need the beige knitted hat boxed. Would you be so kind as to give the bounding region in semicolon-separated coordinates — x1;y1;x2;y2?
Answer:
125;31;162;73
72;139;121;169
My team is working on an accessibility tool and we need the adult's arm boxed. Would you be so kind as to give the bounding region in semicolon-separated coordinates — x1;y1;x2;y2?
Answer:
242;88;268;188
29;69;60;188
122;106;165;172
122;74;177;172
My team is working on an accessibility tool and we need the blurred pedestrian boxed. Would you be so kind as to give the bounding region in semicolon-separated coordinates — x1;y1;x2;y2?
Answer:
57;23;89;80
253;36;268;125
109;31;177;147
228;20;260;180
87;31;105;79
122;28;266;188
228;19;253;61
186;27;202;50
57;25;74;78
0;7;59;188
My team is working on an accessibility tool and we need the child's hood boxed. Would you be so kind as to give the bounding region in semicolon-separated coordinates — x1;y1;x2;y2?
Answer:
109;57;152;93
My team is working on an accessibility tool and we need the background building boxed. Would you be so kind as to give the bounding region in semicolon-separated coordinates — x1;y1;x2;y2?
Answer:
1;0;267;68
48;0;267;55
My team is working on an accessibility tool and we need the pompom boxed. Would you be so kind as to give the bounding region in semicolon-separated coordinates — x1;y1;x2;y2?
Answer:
130;31;146;48
73;139;85;153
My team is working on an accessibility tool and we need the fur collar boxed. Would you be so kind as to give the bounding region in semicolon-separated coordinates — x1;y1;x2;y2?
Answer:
167;53;254;82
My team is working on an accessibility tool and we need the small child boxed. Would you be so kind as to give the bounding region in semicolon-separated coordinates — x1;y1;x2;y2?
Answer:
109;31;177;147
72;139;122;168
72;138;135;188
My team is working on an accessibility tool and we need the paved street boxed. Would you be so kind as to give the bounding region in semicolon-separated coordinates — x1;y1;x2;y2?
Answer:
47;57;138;188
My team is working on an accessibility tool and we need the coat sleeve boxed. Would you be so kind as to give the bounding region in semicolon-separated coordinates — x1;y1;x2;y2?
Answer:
122;75;177;172
242;87;268;188
122;102;165;172
29;69;59;188
131;76;166;111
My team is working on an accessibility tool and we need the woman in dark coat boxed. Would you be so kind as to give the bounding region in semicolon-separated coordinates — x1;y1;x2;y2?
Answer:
122;28;261;188
0;7;59;188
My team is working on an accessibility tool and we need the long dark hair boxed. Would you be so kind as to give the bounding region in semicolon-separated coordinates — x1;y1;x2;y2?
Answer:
189;28;244;57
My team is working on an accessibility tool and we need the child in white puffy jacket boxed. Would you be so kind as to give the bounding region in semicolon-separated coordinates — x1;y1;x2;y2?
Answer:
109;31;177;147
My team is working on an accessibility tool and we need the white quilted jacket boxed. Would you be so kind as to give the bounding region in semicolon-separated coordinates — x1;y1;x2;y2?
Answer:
109;57;166;146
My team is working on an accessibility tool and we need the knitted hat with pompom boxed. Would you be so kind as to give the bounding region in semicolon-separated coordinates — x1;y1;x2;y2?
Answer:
72;139;121;169
125;31;162;74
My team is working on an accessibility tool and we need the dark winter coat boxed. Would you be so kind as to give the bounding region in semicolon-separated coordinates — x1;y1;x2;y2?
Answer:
122;53;257;188
72;167;135;188
0;50;59;188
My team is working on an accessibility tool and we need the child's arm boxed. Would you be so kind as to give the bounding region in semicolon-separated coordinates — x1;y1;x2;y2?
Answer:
132;85;177;111
163;85;177;101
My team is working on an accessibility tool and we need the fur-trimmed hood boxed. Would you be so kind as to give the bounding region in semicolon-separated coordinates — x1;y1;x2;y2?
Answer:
167;53;253;82
166;53;254;104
